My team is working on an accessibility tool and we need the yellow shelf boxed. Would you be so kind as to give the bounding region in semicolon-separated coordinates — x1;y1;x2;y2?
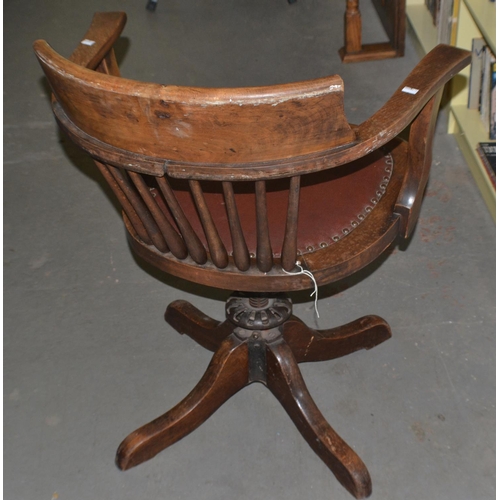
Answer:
406;4;438;56
406;0;496;220
463;0;496;52
449;105;496;220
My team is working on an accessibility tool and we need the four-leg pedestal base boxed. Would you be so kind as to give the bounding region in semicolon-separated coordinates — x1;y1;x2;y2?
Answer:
116;297;391;499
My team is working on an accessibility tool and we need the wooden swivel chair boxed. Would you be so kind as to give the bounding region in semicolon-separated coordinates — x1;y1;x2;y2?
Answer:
34;12;470;499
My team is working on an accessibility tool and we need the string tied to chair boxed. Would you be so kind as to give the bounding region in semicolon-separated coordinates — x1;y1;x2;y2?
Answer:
282;261;320;318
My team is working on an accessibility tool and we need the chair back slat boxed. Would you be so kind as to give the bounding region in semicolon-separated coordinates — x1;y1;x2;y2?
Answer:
255;181;273;273
156;177;207;264
222;182;250;271
94;160;153;245
128;171;188;259
281;176;301;271
107;166;169;253
189;180;229;269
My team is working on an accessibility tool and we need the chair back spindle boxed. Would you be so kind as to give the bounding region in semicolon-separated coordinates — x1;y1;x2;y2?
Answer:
128;171;188;259
107;165;170;253
156;176;208;265
93;160;153;246
222;181;251;271
255;181;274;273
189;180;229;269
281;176;301;272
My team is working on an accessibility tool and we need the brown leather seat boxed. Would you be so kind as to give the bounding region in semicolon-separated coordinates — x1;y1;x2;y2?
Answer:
34;12;470;499
156;149;394;258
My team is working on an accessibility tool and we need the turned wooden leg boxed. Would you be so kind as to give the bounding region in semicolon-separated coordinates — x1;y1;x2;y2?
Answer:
283;314;391;363
116;334;249;470
344;0;362;54
266;339;372;499
165;299;233;352
338;0;403;62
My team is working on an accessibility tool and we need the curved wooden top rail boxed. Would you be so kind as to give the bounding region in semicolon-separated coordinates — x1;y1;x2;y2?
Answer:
34;39;357;169
163;44;470;181
34;12;470;181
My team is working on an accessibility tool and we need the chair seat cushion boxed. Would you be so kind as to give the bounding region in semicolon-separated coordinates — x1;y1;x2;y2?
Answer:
166;148;393;257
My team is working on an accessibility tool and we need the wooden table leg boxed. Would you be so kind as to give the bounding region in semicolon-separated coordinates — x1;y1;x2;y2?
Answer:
344;0;362;54
338;0;404;62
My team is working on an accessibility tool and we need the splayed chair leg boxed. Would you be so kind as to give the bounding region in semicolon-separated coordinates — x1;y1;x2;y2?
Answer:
266;339;372;499
118;295;389;499
116;334;248;470
165;299;233;351
283;314;391;363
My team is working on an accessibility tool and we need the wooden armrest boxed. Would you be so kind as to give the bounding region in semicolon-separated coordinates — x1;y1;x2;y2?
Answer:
357;45;470;141
67;12;127;69
356;45;470;238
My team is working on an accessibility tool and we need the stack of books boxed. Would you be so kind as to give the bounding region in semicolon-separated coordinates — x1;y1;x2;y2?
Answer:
468;38;496;142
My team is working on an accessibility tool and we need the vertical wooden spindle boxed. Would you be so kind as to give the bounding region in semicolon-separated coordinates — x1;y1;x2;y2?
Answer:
344;0;362;54
94;160;152;245
128;171;188;260
156;176;207;265
189;180;229;269
222;181;250;271
281;176;301;272
255;180;273;273
107;165;169;253
96;49;121;77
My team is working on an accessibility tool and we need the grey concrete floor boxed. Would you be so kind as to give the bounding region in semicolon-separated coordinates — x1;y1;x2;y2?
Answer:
4;1;495;499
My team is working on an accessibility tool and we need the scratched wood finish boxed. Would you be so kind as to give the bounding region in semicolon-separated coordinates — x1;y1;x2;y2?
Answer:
36;42;471;182
36;44;356;165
